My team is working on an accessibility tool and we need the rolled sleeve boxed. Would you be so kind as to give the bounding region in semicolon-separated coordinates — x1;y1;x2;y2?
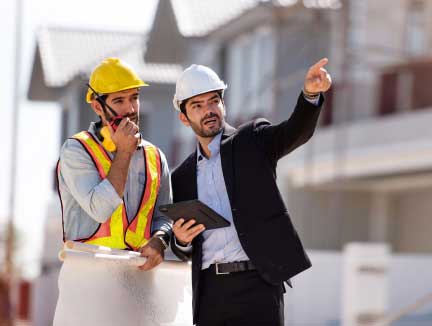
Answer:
59;139;122;223
92;179;123;221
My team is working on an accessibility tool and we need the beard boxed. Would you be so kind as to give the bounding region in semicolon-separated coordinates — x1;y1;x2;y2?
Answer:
104;110;139;128
188;112;225;138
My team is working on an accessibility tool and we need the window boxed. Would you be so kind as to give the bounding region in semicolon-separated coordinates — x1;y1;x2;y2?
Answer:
405;0;426;56
378;71;398;116
226;26;275;122
378;60;432;116
320;84;334;126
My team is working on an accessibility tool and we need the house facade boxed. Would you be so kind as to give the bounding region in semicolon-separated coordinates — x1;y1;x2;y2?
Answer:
280;0;432;254
27;0;432;324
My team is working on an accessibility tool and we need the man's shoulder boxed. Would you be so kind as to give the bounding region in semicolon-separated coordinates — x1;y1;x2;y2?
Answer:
59;137;86;157
58;136;95;172
141;139;160;150
141;139;167;158
60;129;99;152
236;118;272;135
171;152;195;178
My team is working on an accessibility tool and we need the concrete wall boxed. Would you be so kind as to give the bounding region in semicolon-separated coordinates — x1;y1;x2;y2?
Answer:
392;188;432;253
280;177;432;254
282;186;372;250
285;250;432;326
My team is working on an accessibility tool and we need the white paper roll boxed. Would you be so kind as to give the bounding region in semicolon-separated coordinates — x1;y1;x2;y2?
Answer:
54;244;193;326
59;249;147;266
64;240;142;257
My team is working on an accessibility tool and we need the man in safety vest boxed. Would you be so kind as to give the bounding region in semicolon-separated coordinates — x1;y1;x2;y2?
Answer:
57;57;172;270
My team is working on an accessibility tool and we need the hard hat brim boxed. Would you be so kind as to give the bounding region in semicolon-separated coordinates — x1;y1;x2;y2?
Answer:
173;85;227;111
85;82;149;103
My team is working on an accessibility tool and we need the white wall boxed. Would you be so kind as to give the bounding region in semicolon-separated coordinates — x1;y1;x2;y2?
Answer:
393;189;432;253
284;250;432;325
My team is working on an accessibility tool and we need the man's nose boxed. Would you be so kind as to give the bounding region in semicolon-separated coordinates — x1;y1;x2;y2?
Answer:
204;102;217;113
126;100;137;114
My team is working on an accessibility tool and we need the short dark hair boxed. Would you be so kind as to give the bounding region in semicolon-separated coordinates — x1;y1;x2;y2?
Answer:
180;101;187;115
91;93;108;102
180;90;224;117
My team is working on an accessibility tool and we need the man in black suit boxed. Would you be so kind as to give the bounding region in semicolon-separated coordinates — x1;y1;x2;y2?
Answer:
170;59;332;325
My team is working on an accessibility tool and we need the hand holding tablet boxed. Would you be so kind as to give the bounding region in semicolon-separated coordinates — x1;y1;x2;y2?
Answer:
158;199;231;230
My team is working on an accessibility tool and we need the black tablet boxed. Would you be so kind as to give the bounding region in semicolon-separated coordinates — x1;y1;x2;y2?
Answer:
158;199;231;230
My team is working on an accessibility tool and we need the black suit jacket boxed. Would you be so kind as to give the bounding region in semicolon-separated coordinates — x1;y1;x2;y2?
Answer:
171;93;323;322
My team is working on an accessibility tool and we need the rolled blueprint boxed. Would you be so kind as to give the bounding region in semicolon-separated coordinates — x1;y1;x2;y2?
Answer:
54;243;193;326
64;240;142;257
58;249;147;267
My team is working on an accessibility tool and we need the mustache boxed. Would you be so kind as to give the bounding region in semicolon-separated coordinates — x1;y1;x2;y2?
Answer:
122;113;138;119
103;110;137;121
201;112;219;124
112;113;138;123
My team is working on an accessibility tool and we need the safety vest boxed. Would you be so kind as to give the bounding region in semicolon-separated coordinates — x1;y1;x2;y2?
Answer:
61;131;161;250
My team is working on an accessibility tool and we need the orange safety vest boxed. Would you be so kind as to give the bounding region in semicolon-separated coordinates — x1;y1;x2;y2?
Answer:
60;131;161;250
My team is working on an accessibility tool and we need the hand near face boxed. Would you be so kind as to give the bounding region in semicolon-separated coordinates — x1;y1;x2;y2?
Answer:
108;117;140;153
304;58;332;94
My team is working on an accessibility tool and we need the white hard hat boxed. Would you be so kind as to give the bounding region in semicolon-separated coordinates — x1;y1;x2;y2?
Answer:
173;64;227;111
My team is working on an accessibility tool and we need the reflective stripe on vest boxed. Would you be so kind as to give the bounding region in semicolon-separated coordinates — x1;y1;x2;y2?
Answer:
71;131;161;250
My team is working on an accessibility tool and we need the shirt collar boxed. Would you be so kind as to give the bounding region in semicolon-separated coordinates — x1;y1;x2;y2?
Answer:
196;131;223;162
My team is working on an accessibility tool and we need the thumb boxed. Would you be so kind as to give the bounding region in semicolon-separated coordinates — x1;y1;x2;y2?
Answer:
139;244;151;257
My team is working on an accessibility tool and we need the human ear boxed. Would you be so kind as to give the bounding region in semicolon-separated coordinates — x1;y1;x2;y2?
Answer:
179;112;190;127
90;101;108;125
90;100;103;116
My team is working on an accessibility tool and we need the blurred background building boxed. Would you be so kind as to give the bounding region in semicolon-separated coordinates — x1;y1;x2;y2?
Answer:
1;0;432;325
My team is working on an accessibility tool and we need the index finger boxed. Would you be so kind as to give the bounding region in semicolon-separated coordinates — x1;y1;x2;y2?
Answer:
182;219;197;229
115;117;131;132
173;218;185;227
310;58;328;72
174;218;196;229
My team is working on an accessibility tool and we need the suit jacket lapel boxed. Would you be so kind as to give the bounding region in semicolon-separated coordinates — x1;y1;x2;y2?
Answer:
183;150;198;200
220;123;236;205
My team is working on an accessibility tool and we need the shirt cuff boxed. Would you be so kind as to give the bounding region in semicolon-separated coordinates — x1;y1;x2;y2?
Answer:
303;94;321;106
174;237;192;253
151;230;171;249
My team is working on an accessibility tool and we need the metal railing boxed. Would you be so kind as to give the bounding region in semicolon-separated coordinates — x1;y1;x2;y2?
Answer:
373;292;432;326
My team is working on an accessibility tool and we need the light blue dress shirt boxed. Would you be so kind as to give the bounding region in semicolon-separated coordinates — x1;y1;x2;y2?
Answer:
175;94;321;267
196;132;249;269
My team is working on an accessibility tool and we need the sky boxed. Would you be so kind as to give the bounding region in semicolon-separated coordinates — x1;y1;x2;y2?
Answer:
0;0;158;278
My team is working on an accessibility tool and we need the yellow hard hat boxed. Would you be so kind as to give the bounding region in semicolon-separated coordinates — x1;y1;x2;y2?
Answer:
85;57;148;103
